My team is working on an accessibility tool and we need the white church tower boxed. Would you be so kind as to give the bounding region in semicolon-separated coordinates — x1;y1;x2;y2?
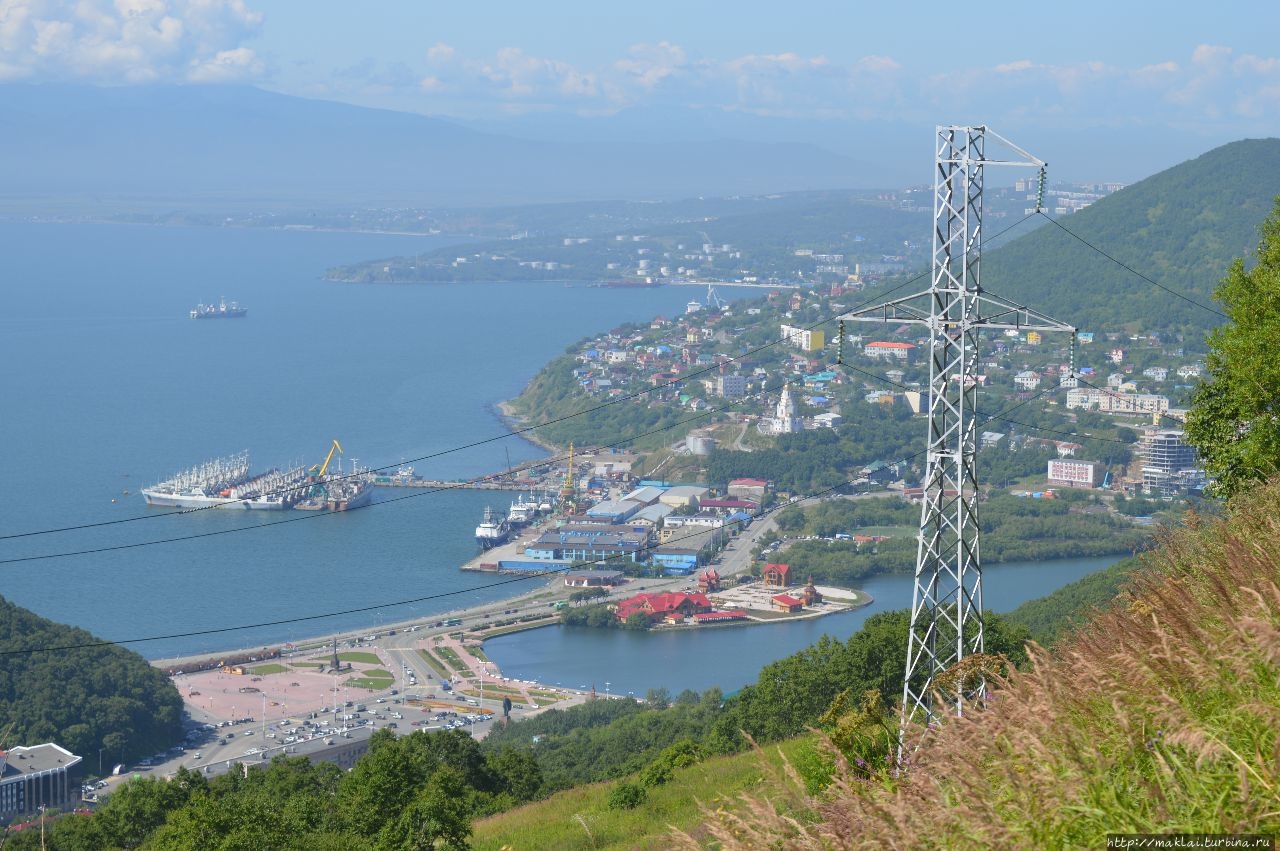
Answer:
773;385;802;434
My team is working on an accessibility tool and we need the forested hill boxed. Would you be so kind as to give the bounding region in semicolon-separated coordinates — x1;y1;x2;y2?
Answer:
983;138;1280;337
0;595;183;763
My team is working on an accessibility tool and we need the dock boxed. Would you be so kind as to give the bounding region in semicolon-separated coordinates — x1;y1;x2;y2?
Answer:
376;477;525;491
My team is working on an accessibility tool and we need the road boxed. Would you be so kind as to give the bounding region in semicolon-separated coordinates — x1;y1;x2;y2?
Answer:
118;498;798;796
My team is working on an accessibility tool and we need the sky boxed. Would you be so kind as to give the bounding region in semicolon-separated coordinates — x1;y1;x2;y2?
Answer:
1;0;1278;180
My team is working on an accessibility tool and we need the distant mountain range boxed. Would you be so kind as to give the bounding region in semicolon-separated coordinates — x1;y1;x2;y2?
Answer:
982;138;1280;336
0;83;879;208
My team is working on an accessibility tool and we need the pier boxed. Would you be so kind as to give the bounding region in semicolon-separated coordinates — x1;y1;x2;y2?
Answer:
376;477;525;491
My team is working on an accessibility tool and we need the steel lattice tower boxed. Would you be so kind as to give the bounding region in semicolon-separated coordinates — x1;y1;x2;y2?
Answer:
840;126;1074;747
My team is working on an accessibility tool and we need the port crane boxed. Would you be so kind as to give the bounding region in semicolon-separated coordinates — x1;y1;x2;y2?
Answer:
311;439;344;478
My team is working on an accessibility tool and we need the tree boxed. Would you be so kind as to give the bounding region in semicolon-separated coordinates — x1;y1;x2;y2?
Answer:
1186;196;1280;498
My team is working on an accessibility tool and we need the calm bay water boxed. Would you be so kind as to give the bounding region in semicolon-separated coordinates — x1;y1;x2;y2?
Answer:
485;555;1122;696
0;222;754;659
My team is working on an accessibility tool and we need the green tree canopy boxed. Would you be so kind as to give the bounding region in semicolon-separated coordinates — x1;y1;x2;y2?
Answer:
1185;196;1280;498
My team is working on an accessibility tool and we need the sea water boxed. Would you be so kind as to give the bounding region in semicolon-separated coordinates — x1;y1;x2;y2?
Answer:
0;222;754;658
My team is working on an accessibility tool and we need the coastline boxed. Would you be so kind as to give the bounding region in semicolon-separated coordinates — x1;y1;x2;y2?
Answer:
492;397;563;456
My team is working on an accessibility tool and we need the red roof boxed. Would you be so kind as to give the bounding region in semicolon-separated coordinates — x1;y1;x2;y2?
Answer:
729;478;769;487
615;591;713;621
866;341;915;349
772;594;805;606
765;563;790;576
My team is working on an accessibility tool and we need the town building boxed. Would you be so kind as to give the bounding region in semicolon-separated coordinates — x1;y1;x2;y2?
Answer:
1047;459;1104;488
525;529;646;562
727;479;769;502
864;341;915;362
780;324;827;353
0;744;83;821
562;570;626;588
1065;388;1170;415
1013;370;1041;390
716;374;748;398
658;485;708;510
1141;429;1202;494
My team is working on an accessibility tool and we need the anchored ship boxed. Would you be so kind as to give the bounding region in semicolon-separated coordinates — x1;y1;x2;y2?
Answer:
475;506;510;550
141;452;306;510
191;298;247;319
505;492;541;528
294;439;375;512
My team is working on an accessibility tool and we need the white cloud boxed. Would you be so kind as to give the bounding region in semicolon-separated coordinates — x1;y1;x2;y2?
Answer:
187;45;260;82
994;59;1034;74
0;0;263;83
614;41;686;91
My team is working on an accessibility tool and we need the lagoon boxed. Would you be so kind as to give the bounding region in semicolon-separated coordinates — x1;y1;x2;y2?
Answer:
485;555;1123;696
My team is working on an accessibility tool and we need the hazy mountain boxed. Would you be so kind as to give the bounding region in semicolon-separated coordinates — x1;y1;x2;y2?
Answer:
982;138;1280;336
0;84;879;209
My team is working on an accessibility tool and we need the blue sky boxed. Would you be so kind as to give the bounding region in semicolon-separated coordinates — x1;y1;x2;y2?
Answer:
2;0;1277;179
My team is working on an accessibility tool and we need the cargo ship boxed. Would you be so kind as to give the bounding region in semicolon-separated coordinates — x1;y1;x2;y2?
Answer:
475;506;510;549
191;298;247;319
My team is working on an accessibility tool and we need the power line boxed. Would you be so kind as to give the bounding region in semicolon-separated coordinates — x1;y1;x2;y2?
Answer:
0;476;856;657
1035;211;1226;319
0;373;813;566
0;368;1134;657
4;212;1050;543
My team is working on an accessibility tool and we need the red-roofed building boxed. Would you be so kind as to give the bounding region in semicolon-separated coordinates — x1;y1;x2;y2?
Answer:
700;497;759;513
728;478;769;501
772;594;805;613
864;341;916;362
614;591;713;623
698;569;722;593
763;563;791;588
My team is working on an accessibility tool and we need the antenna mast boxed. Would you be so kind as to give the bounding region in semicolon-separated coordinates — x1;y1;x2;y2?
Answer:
839;126;1075;749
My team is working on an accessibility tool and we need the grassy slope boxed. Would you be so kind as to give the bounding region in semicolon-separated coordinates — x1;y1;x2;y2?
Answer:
471;738;811;850
692;479;1280;848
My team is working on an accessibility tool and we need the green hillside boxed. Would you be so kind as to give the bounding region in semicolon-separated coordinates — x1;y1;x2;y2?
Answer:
0;595;183;764
983;138;1280;337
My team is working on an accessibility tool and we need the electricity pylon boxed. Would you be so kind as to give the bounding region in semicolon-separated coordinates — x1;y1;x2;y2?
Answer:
839;126;1075;748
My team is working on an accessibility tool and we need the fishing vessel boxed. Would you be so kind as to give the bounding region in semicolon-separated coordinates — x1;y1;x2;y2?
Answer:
142;454;309;510
190;298;247;319
475;506;510;550
142;452;253;509
505;492;540;528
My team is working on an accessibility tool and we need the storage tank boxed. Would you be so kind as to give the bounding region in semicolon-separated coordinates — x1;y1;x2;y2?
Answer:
687;435;717;455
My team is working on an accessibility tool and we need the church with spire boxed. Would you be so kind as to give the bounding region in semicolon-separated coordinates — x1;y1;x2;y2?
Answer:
769;385;803;435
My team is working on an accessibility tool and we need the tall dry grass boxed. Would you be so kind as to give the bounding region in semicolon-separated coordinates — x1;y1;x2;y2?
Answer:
679;483;1280;849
